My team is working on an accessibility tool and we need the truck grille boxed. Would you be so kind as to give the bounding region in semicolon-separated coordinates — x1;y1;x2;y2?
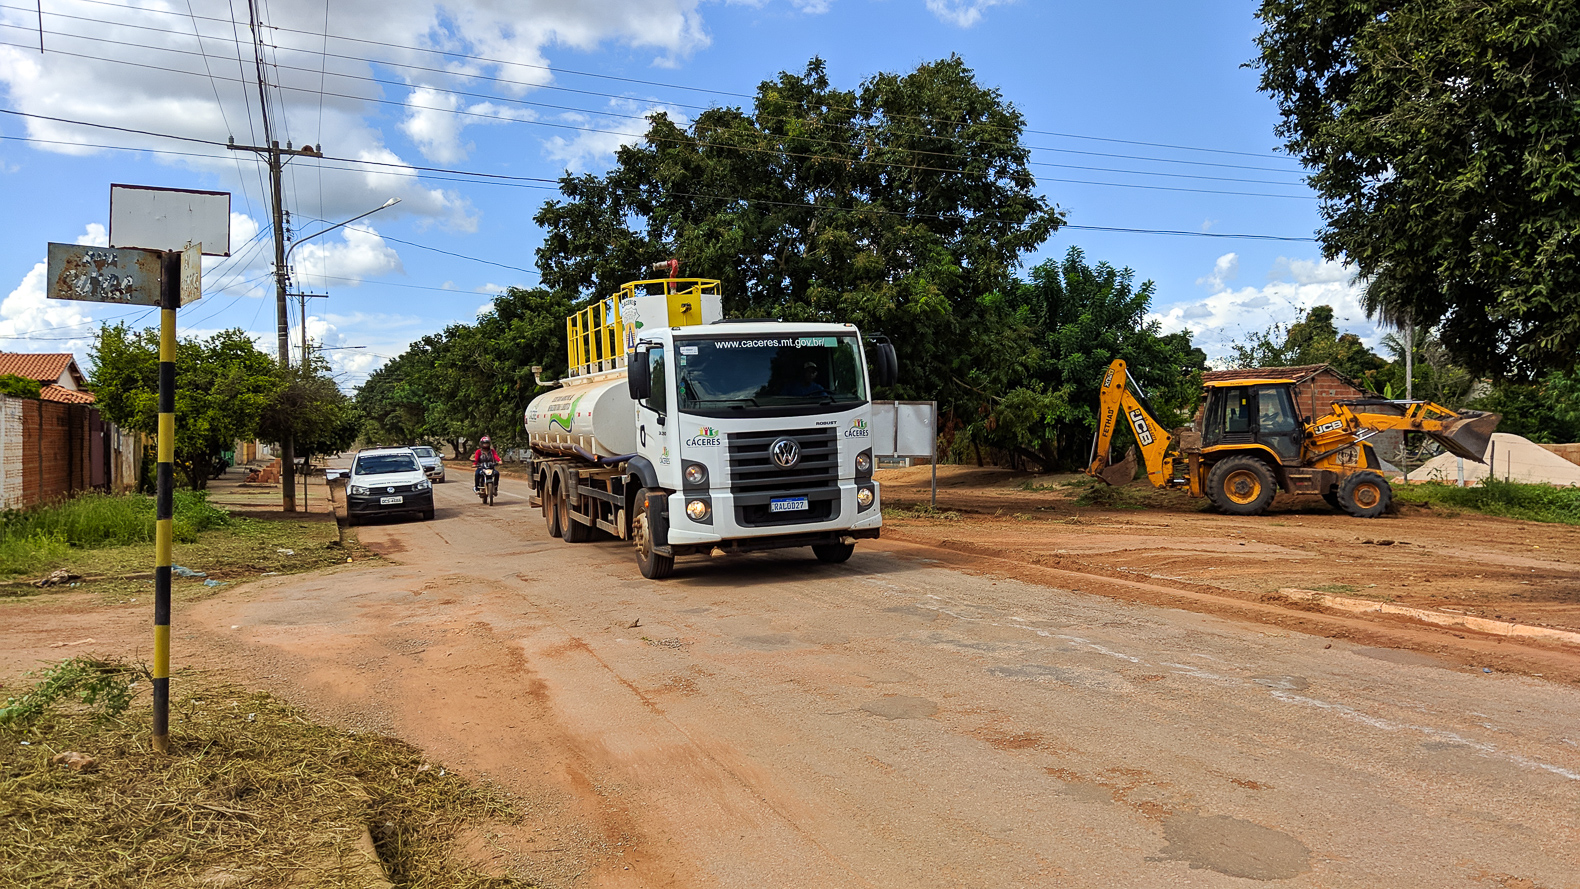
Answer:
727;427;838;495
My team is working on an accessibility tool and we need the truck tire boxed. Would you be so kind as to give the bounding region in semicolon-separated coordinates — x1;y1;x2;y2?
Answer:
543;473;562;538
1206;456;1277;516
559;482;592;542
1338;471;1391;518
632;489;674;579
812;542;855;564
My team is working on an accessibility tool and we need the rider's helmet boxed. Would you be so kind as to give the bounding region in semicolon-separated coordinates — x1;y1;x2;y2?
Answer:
480;435;491;444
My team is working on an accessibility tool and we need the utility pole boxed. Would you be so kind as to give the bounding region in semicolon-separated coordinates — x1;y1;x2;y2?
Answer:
226;0;322;511
295;292;328;366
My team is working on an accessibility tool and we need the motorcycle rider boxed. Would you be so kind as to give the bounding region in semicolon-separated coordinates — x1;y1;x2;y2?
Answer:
472;435;500;491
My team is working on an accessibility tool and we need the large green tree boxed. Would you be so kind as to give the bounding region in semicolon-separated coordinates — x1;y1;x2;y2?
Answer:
355;287;572;455
1228;305;1387;386
971;247;1206;469
91;325;279;489
534;56;1063;410
1253;0;1580;379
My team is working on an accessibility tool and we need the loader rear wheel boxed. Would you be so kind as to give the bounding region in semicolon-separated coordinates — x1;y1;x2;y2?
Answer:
1206;456;1277;516
1338;471;1391;518
632;489;674;580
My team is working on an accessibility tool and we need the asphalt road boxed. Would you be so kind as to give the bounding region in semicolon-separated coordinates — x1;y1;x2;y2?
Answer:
187;468;1580;888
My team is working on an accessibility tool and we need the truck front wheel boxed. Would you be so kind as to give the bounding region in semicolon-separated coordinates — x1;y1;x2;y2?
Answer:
632;490;674;579
1206;456;1277;516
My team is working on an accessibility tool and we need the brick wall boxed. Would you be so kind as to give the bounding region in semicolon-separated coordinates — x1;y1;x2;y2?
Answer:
0;395;139;509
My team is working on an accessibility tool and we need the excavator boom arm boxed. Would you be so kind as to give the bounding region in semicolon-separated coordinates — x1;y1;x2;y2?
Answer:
1320;401;1500;462
1087;359;1175;487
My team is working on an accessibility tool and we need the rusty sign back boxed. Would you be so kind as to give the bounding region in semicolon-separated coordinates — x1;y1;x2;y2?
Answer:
47;243;165;305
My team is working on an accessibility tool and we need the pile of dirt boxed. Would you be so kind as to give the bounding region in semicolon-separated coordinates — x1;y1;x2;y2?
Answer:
1415;433;1580;487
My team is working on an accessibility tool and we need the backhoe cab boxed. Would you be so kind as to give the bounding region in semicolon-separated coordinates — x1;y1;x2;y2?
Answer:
1086;359;1500;518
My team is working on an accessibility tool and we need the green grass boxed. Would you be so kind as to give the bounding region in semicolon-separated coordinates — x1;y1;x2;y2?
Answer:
0;493;230;577
0;515;373;600
1394;479;1580;525
882;504;962;521
1;661;530;887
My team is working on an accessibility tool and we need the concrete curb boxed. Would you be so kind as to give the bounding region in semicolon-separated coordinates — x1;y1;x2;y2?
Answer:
1278;589;1580;648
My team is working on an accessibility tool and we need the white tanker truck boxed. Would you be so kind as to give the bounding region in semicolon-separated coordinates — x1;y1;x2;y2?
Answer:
525;277;898;578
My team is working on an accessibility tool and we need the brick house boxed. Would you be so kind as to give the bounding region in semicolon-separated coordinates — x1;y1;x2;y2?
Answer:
1201;364;1402;464
0;353;141;508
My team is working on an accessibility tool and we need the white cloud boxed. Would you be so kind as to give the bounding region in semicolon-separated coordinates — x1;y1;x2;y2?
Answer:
290;225;404;287
924;0;1014;27
1153;253;1378;363
0;0;715;225
0;223;110;365
543;102;690;172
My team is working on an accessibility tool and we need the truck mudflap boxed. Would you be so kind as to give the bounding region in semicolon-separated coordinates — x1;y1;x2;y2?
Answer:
665;527;880;558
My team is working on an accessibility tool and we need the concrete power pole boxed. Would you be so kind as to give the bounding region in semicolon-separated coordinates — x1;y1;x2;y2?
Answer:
225;0;323;511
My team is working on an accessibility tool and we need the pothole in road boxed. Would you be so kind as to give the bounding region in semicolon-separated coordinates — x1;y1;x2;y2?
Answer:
860;695;938;720
1153;812;1310;881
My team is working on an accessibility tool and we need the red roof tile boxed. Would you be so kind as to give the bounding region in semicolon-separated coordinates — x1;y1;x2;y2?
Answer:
0;353;85;387
39;384;96;404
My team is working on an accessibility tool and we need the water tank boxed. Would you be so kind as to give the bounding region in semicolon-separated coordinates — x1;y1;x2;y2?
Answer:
524;374;636;458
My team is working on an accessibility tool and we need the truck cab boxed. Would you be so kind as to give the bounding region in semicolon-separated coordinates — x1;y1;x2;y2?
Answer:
526;278;896;578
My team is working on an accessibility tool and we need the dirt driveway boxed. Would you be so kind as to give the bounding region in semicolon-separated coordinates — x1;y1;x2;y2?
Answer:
3;470;1578;888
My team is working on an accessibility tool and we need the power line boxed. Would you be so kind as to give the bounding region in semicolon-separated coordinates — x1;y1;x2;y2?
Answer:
7;0;1303;168
0;34;1315;200
0;125;1319;242
0;8;1307;179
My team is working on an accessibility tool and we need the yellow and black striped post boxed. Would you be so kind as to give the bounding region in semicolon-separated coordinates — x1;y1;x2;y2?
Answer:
152;250;179;754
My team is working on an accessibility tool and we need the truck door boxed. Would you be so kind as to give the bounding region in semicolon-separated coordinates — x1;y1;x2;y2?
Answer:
636;344;672;480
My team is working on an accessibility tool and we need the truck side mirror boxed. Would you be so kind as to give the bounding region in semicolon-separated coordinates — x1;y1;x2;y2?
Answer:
627;346;651;401
873;341;898;388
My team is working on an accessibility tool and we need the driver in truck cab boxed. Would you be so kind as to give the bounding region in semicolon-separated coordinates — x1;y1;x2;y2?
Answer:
783;360;831;397
471;436;500;491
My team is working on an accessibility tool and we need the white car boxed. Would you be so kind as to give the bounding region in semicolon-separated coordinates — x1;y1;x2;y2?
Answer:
346;447;434;524
410;445;446;482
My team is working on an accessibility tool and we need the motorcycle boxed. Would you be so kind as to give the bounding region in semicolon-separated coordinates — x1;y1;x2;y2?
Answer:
476;461;499;505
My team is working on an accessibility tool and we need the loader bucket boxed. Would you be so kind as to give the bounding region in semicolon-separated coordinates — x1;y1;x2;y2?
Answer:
1429;410;1500;462
1098;446;1139;486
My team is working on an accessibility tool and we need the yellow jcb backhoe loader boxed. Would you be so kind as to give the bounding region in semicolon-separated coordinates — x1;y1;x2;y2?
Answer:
1085;359;1500;517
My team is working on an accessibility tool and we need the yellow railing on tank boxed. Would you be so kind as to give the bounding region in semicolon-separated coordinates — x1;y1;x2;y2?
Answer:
567;294;626;376
566;278;722;377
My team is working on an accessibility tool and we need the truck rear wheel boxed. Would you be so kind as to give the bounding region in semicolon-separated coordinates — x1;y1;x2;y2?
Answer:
542;473;562;538
1338;471;1391;518
1206;456;1277;516
812;542;855;564
632;489;674;579
559;480;592;543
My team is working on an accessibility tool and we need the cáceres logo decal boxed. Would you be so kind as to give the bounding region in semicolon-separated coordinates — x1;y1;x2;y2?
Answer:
844;418;870;438
686;425;722;447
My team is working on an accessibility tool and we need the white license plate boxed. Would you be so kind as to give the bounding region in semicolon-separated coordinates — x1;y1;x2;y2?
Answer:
380;496;403;505
770;496;809;513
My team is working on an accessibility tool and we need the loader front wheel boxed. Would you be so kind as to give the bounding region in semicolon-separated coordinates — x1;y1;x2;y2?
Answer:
1206;456;1277;516
1338;471;1391;518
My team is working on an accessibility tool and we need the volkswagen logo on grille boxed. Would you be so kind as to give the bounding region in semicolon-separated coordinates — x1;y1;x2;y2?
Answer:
387;486;395;493
769;437;801;468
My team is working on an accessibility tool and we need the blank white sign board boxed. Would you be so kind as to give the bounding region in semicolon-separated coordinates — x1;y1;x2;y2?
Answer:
110;184;231;256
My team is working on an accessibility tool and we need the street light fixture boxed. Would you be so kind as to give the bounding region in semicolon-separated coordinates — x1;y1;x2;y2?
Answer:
285;197;401;270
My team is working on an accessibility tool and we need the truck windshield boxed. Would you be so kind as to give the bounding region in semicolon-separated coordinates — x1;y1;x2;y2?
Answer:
674;334;868;415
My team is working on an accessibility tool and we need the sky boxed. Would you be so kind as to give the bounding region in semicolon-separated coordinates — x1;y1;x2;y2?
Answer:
0;0;1385;388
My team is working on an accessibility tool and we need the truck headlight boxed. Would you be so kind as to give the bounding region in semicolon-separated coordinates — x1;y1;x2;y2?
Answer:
349;485;368;495
855;451;872;473
857;487;875;509
686;499;711;521
684;463;707;486
414;479;431;490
